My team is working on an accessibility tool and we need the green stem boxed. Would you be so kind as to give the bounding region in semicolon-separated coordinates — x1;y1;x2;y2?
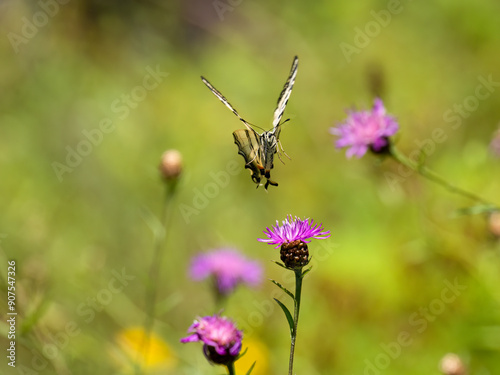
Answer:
288;268;304;375
227;362;236;375
135;180;178;374
389;144;496;208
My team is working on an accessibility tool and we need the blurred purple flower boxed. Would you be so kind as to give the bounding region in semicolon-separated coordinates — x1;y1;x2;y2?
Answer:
189;249;262;295
491;129;500;157
330;98;399;158
181;314;243;365
258;215;330;249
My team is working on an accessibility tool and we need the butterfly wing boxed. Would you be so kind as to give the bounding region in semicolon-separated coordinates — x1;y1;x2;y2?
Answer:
233;129;264;185
201;76;255;133
271;56;299;138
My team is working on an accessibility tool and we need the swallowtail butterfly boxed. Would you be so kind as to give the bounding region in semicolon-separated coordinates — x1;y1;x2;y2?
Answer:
201;56;298;190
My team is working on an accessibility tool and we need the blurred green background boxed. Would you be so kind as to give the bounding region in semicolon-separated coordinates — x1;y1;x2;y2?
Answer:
1;0;500;374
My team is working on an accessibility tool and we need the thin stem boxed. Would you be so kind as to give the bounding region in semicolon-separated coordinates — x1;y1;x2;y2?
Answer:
135;180;178;374
389;144;497;208
214;284;227;311
227;362;236;375
288;268;304;375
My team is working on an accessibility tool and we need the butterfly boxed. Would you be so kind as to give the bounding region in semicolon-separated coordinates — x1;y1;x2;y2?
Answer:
201;56;299;190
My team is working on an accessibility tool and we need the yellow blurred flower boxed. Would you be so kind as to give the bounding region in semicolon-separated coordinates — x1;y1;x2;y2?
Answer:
110;327;176;373
234;337;270;375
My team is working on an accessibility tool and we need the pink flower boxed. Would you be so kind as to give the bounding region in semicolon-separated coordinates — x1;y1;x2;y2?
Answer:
181;314;243;365
258;215;330;249
189;249;262;295
330;98;399;158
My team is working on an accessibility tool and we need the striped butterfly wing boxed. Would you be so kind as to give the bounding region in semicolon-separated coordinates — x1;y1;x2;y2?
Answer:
201;76;254;132
201;76;271;188
271;56;299;139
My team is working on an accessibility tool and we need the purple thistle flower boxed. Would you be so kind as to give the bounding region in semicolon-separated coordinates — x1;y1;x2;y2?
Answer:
258;215;330;249
180;314;243;365
330;98;399;158
189;249;262;295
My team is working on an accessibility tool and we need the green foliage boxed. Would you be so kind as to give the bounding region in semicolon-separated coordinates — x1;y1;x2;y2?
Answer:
1;0;500;374
274;298;295;337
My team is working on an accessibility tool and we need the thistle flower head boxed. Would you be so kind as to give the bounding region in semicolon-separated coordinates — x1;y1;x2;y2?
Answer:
330;98;399;158
189;249;262;295
180;314;243;366
259;216;330;269
258;215;330;249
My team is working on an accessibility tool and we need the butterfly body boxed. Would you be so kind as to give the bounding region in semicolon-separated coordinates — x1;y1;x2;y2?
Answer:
201;56;298;190
232;128;278;189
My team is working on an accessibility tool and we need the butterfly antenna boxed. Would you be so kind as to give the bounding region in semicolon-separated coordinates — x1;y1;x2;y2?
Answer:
250;123;266;132
280;118;291;127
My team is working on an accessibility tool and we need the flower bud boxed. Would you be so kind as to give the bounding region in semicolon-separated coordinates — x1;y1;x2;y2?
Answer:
203;345;237;366
439;353;466;375
280;240;309;269
369;136;391;156
488;211;500;237
159;149;182;180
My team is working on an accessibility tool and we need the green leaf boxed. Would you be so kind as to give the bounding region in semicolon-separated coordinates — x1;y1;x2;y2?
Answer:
269;279;294;300
20;299;50;335
272;260;287;269
236;347;248;360
245;361;256;375
274;298;294;335
139;205;164;237
302;266;313;277
452;205;497;217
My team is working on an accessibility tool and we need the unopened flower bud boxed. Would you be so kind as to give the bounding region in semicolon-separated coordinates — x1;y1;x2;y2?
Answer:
439;353;466;375
159;149;182;180
488;211;500;237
